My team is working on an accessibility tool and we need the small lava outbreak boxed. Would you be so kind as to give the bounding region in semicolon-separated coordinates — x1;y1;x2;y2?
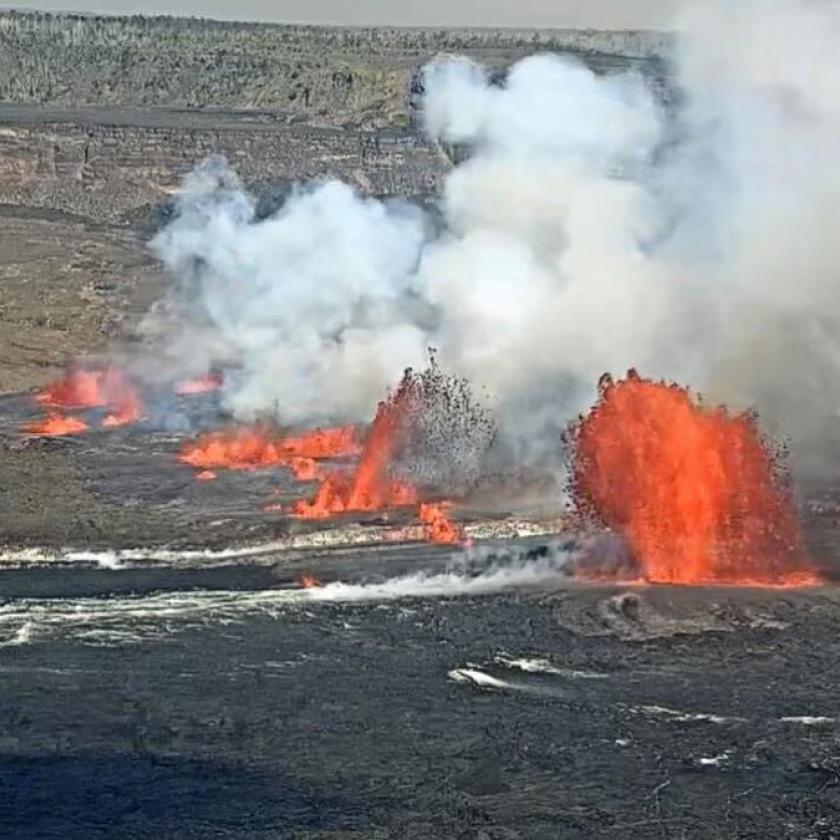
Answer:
174;371;224;395
570;370;819;586
293;374;420;517
27;366;143;432
36;367;110;409
26;365;226;437
179;424;361;481
21;413;89;437
419;502;463;544
38;366;139;418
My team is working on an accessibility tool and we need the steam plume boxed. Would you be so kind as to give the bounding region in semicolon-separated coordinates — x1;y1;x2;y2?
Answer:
146;0;840;476
149;161;429;423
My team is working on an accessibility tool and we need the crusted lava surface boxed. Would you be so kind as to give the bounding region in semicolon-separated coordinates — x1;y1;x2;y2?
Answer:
2;561;840;839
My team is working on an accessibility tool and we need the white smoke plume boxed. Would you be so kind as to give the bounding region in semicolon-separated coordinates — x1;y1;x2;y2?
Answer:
670;0;840;473
146;0;840;474
149;163;430;423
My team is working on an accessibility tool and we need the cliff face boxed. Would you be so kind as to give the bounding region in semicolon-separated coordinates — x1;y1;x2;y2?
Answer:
0;14;671;419
0;107;448;225
0;12;669;128
0;12;671;226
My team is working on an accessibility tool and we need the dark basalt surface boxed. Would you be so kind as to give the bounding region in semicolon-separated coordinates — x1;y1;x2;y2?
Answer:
1;568;840;839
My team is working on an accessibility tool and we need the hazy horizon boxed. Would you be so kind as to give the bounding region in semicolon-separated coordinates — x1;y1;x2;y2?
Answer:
3;0;680;29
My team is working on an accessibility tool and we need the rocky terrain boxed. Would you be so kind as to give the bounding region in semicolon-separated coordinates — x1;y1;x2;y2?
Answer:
0;12;670;230
0;12;668;121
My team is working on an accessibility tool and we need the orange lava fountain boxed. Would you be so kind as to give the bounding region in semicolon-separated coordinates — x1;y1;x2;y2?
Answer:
293;378;419;517
21;413;89;436
570;371;819;586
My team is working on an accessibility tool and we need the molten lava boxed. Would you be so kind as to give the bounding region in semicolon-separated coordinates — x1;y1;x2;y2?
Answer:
196;470;217;481
22;413;89;436
101;386;142;428
179;424;360;473
285;457;322;481
174;371;224;396
293;377;418;518
570;371;817;586
34;366;143;430
297;572;322;588
280;426;362;459
419;502;463;544
36;368;107;408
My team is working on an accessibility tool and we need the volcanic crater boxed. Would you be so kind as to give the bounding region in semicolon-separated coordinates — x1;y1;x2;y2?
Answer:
2;10;840;840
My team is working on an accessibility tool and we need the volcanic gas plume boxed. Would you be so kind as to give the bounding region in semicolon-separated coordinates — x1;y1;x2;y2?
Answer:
140;0;840;481
570;371;819;586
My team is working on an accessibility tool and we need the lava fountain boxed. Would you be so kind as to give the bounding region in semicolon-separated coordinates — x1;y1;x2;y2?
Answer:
570;370;819;586
289;370;465;544
293;376;419;517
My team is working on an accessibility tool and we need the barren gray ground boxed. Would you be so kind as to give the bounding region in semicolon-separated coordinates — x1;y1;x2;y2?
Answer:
3;570;840;839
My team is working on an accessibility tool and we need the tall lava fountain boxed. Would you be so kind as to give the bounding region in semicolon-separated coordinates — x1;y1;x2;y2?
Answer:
570;371;817;585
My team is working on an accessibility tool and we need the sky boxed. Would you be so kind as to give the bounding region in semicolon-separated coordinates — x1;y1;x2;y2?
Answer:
7;0;680;28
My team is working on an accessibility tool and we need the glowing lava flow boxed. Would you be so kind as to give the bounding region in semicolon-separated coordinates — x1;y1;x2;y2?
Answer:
174;371;223;396
419;502;463;544
32;366;143;431
570;371;818;586
36;368;107;408
293;379;418;517
179;424;361;480
21;413;89;436
102;385;142;428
